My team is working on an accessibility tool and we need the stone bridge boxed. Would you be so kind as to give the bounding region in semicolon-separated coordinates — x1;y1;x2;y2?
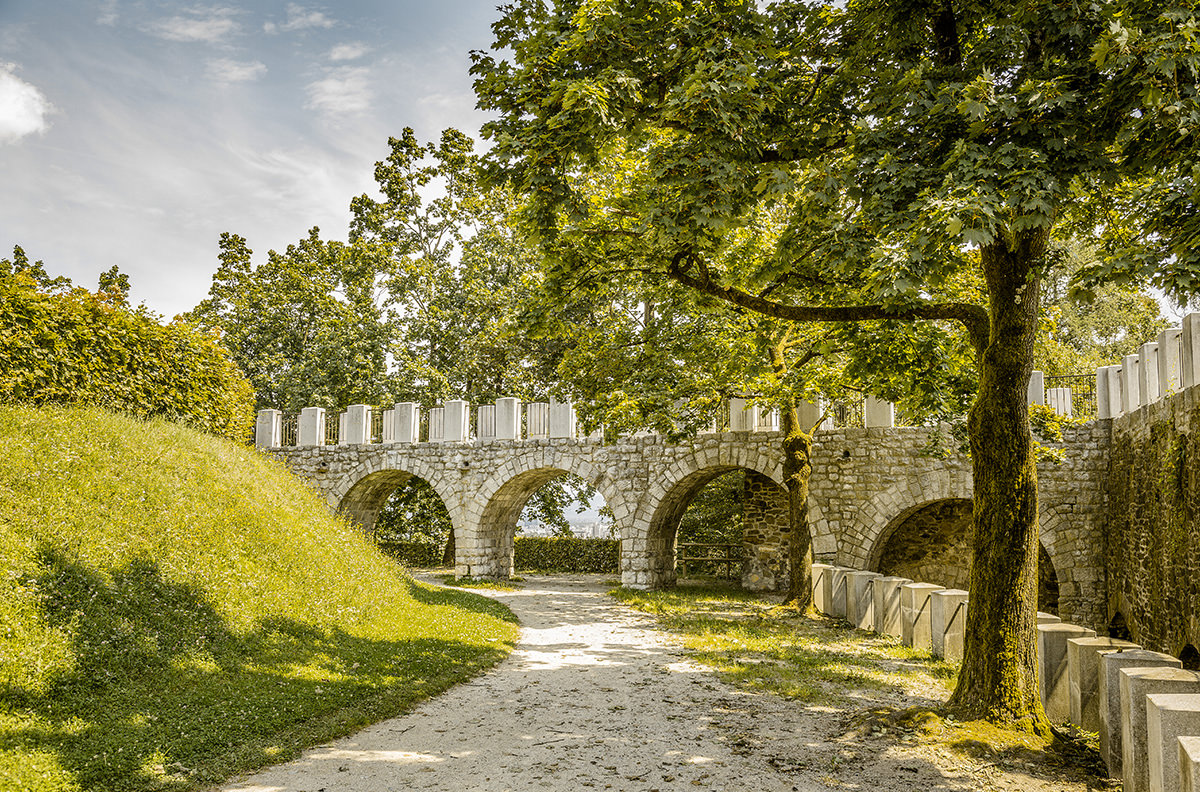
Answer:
261;411;1111;629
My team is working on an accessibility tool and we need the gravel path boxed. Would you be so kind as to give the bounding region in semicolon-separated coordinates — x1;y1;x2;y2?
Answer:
220;575;801;792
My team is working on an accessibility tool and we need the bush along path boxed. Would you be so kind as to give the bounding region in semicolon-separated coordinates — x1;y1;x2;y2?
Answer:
220;575;1108;792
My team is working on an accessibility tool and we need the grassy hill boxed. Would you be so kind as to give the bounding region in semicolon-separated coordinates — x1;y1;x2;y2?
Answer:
0;405;518;792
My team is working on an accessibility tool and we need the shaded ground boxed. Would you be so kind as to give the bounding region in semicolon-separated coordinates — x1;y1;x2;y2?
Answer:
219;575;1108;792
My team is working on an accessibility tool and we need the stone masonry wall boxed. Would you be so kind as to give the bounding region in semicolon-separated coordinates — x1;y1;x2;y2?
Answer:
267;421;1111;625
1107;387;1200;657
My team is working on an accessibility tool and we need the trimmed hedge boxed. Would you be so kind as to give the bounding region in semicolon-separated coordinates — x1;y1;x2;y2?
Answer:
514;536;619;573
378;541;442;568
379;537;620;574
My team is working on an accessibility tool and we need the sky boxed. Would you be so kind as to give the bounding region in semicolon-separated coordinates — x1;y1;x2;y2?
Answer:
0;0;501;318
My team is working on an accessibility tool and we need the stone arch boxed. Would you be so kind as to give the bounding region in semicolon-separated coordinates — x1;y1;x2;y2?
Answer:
1178;644;1200;671
459;447;626;579
851;471;1072;615
333;452;461;536
634;442;822;590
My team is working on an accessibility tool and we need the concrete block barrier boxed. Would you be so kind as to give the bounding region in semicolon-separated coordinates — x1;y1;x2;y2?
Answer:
1068;637;1139;732
900;582;944;651
845;571;881;631
872;576;911;637
1147;693;1200;792
1038;623;1097;722
930;589;968;661
1119;667;1200;792
1101;650;1182;774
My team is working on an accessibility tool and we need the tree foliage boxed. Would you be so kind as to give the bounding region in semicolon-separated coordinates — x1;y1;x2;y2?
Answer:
472;0;1200;728
0;248;254;441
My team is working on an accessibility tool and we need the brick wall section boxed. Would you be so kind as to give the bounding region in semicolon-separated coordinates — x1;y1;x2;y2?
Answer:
267;422;1111;625
1107;388;1200;656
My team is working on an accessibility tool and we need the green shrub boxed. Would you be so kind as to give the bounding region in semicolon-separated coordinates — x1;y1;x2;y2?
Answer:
514;536;620;573
0;271;253;441
0;405;517;792
378;541;443;568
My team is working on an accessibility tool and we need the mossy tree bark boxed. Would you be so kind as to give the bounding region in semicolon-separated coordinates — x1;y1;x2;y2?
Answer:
947;231;1050;732
768;338;815;610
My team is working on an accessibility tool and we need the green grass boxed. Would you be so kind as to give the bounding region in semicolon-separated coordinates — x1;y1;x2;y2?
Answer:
611;581;957;704
0;405;519;792
437;575;524;591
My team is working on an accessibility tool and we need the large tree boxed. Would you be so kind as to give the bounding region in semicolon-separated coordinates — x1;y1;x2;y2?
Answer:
472;0;1199;728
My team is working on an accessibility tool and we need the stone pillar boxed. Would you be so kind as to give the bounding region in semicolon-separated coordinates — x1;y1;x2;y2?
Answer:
477;404;496;441
298;407;325;446
1159;326;1184;395
337;411;347;445
1038;612;1062;625
381;408;395;442
757;407;780;432
873;576;912;637
1028;369;1045;405
900;582;944;650
1101;650;1183;775
394;402;419;443
1123;355;1143;413
549;399;576;438
1097;366;1123;419
930;589;969;661
343;404;371;445
444;400;469;442
729;397;757;431
1068;636;1140;733
811;563;833;613
495;398;521;440
1048;387;1073;417
846;571;881;631
1147;693;1200;792
1140;341;1161;406
428;407;445;443
864;395;895;428
823;566;851;619
1038;622;1096;722
741;472;789;593
797;398;830;432
255;409;281;449
1121;667;1200;792
527;402;549;438
1181;736;1200;792
1183;313;1200;389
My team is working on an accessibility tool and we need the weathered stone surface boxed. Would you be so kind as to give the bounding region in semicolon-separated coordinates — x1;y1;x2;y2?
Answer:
825;566;852;619
900;582;944;650
1147;693;1200;792
930;589;968;661
846;571;881;631
1101;649;1182;774
1068;636;1139;733
873;576;911;638
1180;736;1200;792
811;564;834;614
1119;667;1200;792
1038;623;1097;723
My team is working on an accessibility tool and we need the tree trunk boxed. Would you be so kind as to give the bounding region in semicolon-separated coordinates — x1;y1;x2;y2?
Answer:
948;231;1049;733
769;340;815;610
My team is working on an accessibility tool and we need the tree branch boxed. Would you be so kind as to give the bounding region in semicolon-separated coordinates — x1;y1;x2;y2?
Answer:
667;254;988;353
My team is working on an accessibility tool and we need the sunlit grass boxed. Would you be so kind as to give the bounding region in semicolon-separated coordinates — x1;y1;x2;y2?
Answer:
0;405;519;792
611;582;957;704
437;575;524;591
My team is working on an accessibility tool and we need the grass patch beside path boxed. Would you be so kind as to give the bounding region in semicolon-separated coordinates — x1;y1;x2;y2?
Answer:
0;406;519;792
611;581;956;704
437;575;525;591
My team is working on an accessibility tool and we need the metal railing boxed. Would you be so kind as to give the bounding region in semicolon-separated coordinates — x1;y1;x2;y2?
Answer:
1044;374;1097;420
676;542;744;580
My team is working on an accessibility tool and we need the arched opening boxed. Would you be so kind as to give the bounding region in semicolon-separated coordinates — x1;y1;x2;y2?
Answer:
476;468;612;578
648;466;789;591
871;498;1060;613
339;470;455;567
1179;644;1200;671
1108;611;1132;641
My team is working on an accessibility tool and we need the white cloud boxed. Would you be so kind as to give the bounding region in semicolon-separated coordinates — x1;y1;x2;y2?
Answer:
265;4;335;34
144;7;240;43
206;58;267;83
329;42;369;61
0;63;53;144
305;66;372;117
97;0;119;26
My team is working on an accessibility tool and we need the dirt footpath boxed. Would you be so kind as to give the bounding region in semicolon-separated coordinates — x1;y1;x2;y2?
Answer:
220;576;1094;792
